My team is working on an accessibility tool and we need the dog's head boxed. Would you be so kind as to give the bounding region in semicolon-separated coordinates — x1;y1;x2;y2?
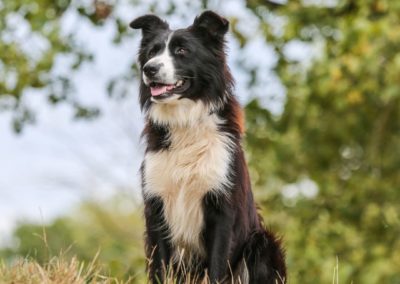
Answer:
130;11;233;122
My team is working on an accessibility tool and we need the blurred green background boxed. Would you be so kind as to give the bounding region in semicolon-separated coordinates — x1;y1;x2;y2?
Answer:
1;0;399;283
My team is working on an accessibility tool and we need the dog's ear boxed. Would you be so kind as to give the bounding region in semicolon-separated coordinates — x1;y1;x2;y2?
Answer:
129;14;169;36
191;11;229;38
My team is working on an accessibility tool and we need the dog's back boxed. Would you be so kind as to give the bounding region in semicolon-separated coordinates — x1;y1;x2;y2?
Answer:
131;10;286;283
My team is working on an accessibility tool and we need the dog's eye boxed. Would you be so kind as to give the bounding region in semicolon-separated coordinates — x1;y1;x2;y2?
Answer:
149;45;161;57
149;49;157;57
175;47;188;55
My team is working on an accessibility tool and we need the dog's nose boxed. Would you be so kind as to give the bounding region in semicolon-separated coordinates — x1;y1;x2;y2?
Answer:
143;64;160;78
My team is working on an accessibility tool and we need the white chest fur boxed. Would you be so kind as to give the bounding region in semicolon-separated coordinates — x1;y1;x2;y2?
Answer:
143;112;233;258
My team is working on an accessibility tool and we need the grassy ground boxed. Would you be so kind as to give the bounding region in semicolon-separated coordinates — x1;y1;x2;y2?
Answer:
0;256;210;284
0;257;234;284
0;256;129;284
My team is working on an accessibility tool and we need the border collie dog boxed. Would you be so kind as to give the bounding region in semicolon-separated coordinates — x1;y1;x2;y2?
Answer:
130;11;286;284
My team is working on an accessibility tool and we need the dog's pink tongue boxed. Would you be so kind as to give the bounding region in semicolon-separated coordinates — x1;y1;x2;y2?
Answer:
150;84;175;96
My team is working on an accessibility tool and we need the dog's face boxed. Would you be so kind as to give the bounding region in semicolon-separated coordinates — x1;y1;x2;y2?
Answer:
130;11;232;114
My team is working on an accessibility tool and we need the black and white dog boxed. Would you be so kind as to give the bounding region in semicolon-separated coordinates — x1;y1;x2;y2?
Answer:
130;11;286;284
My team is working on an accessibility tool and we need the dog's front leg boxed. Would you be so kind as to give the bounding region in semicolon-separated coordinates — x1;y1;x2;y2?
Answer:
144;197;171;283
203;193;235;283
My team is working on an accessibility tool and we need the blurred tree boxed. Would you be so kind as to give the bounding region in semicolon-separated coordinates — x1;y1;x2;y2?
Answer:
244;0;400;283
0;0;114;132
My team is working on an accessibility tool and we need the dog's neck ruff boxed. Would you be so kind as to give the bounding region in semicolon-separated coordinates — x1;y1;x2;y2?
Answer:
147;98;214;127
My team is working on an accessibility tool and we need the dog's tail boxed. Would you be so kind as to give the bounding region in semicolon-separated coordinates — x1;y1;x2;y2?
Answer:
243;229;287;284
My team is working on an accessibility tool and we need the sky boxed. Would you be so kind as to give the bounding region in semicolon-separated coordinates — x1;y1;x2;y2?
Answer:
0;0;309;247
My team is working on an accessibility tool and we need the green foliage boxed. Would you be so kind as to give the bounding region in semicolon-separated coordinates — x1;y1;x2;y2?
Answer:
244;1;400;283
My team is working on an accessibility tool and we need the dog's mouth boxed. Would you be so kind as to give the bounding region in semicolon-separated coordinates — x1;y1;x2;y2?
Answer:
149;79;190;99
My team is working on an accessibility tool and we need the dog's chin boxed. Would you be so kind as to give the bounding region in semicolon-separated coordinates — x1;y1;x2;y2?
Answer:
150;93;181;104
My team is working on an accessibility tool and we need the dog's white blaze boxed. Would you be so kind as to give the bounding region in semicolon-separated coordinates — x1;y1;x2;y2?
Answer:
143;32;176;85
144;101;234;260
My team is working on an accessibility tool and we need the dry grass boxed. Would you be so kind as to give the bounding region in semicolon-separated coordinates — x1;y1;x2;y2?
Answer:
0;257;227;284
0;255;206;284
0;255;129;284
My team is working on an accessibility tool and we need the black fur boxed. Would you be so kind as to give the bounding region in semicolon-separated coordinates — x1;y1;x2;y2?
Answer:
131;11;286;284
